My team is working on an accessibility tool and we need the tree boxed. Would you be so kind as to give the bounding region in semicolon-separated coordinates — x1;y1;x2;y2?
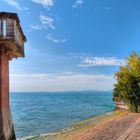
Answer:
113;52;140;112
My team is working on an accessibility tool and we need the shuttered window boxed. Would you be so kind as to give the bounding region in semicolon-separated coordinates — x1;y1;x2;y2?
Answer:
6;18;14;38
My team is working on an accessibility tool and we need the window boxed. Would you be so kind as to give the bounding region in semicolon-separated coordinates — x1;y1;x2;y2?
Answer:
6;19;14;38
3;19;6;37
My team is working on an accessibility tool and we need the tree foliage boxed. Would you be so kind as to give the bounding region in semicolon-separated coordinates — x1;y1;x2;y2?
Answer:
113;52;140;112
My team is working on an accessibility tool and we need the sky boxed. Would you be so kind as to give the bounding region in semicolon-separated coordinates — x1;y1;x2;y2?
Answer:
1;0;140;92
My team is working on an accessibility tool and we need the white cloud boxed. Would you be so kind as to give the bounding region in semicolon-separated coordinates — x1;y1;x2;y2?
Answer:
10;73;115;92
3;0;22;10
40;14;55;29
47;34;66;43
73;0;84;8
30;24;42;30
32;0;54;8
79;56;126;67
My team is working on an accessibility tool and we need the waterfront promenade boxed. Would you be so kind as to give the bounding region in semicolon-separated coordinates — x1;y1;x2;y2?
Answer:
69;111;140;140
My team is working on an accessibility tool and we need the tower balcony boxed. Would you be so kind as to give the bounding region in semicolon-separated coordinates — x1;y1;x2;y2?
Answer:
0;12;26;59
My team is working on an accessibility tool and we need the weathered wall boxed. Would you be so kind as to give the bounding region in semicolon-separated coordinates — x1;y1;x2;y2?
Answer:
114;103;129;110
0;47;15;140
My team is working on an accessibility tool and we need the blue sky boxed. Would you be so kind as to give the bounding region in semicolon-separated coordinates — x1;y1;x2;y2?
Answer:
1;0;140;92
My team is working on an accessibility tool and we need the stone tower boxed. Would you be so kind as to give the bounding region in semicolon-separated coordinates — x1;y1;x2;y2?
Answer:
0;12;26;140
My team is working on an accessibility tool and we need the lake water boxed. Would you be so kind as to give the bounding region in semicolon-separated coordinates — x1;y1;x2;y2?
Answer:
10;91;114;138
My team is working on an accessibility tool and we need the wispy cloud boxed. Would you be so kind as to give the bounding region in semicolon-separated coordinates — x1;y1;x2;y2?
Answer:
3;0;22;10
79;56;126;67
30;24;42;30
104;7;112;11
23;7;29;11
10;73;115;92
40;14;55;29
47;34;66;43
32;0;54;8
73;0;84;8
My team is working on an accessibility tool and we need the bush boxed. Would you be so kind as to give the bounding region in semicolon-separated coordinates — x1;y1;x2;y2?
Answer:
113;52;140;113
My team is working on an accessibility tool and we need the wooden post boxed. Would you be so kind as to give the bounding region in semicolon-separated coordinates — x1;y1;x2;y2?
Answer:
0;46;16;140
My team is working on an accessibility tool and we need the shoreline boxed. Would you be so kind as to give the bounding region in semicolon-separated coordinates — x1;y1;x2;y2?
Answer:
21;110;128;140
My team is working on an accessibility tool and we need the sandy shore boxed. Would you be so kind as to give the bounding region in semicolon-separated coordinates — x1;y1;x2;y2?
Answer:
22;110;140;140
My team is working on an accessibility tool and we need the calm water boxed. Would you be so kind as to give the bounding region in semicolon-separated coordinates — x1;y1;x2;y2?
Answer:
10;91;114;138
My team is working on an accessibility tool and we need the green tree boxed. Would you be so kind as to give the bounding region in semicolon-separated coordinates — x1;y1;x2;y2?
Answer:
113;52;140;112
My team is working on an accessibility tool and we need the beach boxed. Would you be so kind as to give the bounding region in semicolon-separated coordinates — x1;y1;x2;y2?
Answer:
22;110;140;140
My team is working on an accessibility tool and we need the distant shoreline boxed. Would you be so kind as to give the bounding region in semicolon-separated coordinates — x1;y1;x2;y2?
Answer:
10;91;112;94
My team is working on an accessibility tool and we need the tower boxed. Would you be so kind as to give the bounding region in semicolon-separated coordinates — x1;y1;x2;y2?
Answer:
0;12;26;140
